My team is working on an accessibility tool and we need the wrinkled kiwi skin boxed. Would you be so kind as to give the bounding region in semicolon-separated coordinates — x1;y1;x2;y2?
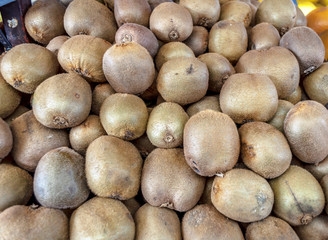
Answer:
46;35;70;56
294;215;328;240
249;23;280;50
268;100;294;133
184;26;208;57
0;118;13;160
187;96;221;117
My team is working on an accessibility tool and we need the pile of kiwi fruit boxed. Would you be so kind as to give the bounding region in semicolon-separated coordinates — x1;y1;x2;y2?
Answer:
0;0;327;239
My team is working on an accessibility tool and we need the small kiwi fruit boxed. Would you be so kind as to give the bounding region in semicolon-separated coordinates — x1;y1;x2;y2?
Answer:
0;118;13;161
294;215;328;240
220;1;252;27
0;72;21;119
268;100;294;133
140;77;159;101
183;26;208;57
304;156;328;181
91;83;115;115
321;175;328;214
132;134;156;158
46;35;70;56
295;6;307;27
123;198;141;218
198;177;215;205
5;105;29;126
249;23;280;50
285;86;302;104
186;96;221;117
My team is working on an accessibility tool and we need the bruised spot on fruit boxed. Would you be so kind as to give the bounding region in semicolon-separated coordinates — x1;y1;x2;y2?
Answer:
124;130;135;140
169;30;179;41
75;93;80;99
242;143;256;158
13;77;23;88
256;192;267;206
212;184;219;194
186;64;194;74
53;116;69;126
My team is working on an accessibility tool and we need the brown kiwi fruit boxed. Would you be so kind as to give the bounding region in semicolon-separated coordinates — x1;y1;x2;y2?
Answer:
34;147;90;209
69;115;106;155
211;168;274;223
198;53;235;92
295;6;307;27
103;0;114;10
245;216;299;240
25;0;66;44
149;2;193;42
239;121;292;179
1;44;59;94
208;20;248;64
148;0;173;10
270;165;325;226
304;156;328;181
0;205;69;240
123;198;141;218
91;84;115;115
286;86;302;104
184;110;240;176
64;0;117;43
46;35;70;56
132;134;156;158
103;42;155;94
284;101;328;164
179;0;220;28
135;203;181;240
198;177;215;205
157;57;209;105
249;23;280;50
11;110;70;172
280;27;325;75
140;77;159;101
100;93;148;140
141;148;205;212
0;164;33;212
0;118;12;161
70;197;135;240
235;46;300;99
268;100;294;133
255;0;296;35
32;73;92;129
183;26;208;57
294;215;328;240
220;1;252;27
186;96;221;117
114;0;151;27
5;105;29;126
146;102;189;148
321;175;328;214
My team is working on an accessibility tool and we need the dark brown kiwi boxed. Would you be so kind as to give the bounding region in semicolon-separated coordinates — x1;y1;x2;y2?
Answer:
91;83;115;115
220;1;252;27
0;118;12;161
46;35;70;56
187;96;221;117
123;198;141;218
132;134;156;159
295;6;307;26
148;0;173;10
249;23;280;50
294;215;328;240
198;177;215;205
304;156;328;181
103;0;114;10
5;105;29;126
321;175;328;214
140;76;159;101
286;86;302;104
183;26;208;57
268;100;294;133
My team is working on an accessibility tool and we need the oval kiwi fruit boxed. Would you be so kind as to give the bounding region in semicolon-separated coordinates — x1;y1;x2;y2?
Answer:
249;23;280;50
321;175;328;214
220;1;252;27
0;73;21;119
304;156;328;181
0;118;13;161
132;134;156;159
294;215;328;240
268;100;294;133
295;6;307;27
183;26;208;57
186;96;221;117
46;35;70;56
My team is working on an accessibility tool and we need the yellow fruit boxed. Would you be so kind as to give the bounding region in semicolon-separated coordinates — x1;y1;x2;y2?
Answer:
298;1;318;15
319;0;328;6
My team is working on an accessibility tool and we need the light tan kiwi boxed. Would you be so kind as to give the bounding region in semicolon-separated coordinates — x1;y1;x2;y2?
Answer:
211;168;274;223
141;148;205;212
70;197;135;240
321;175;328;214
32;73;92;129
148;0;173;10
286;86;302;104
132;134;156;158
0;74;21;119
123;198;141;218
198;177;215;205
184;110;240;176
34;147;90;209
1;44;59;94
0;118;13;161
270;166;325;226
91;83;115;115
0;205;69;240
46;35;69;56
5;105;29;125
100;93;148;140
220;1;252;27
295;6;307;26
186;96;221;117
149;2;193;42
284;101;328;164
183;26;208;57
135;203;181;240
304;156;328;181
198;53;235;92
249;23;280;50
182;204;244;240
294;215;328;240
268;100;294;133
235;46;300;99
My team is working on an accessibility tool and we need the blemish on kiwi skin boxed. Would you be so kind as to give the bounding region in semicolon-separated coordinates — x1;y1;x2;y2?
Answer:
75;93;80;98
78;31;88;35
124;130;134;139
193;166;200;173
160;202;174;208
121;34;132;43
198;17;209;27
186;64;193;74
13;77;23;88
164;134;175;143
304;66;316;75
53;116;69;126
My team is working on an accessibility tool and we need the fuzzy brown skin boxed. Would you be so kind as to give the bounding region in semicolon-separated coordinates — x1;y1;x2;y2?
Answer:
25;0;66;44
0;118;12;161
1;44;59;94
103;42;155;94
132;134;156;159
220;1;252;27
147;102;189;148
183;26;208;57
4;105;29;125
34;147;90;209
0;164;33;212
70;197;135;240
32;73;92;129
183;204;244;240
148;0;173;10
268;100;294;133
184;110;240;176
286;86;302;104
100;93;148;140
198;53;235;93
140;77;159;101
294;215;328;240
246;216;299;240
249;23;280;50
157;57;209;105
198;177;215;205
0;205;69;240
187;96;221;117
304;156;328;181
141;148;205;212
64;0;117;43
270;166;325;226
91;83;115;115
11;111;70;172
135;203;181;240
149;2;193;42
46;35;69;56
295;7;307;27
280;27;325;75
115;23;159;57
86;135;143;200
321;175;328;214
179;0;220;28
123;198;141;218
284;101;328;164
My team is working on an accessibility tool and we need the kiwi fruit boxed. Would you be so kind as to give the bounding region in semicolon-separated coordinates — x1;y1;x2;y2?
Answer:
294;215;328;240
100;93;148;140
268;100;294;133
91;83;115;115
140;77;159;101
179;0;220;28
286;86;302;104
70;197;135;240
211;168;274;223
135;203;181;240
284;101;328;164
25;0;66;45
1;44;59;94
249;23;280;50
0;205;69;240
149;2;193;42
103;0;114;9
255;0;296;35
0;72;21;119
184;110;240;176
46;35;70;56
280;27;325;75
220;1;252;27
32;73;92;129
208;20;248;64
114;0;151;27
103;42;155;94
64;0;117;43
147;102;189;148
198;53;235;92
321;175;328;214
295;6;307;27
198;177;215;205
141;148;205;212
115;23;159;57
132;134;156;158
235;46;300;99
0;118;13;161
5;105;29;125
304;156;328;181
187;96;221;117
270;166;325;226
183;26;208;57
157;57;209;105
148;0;173;10
245;216;299;240
123;198;141;218
69;115;106;155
